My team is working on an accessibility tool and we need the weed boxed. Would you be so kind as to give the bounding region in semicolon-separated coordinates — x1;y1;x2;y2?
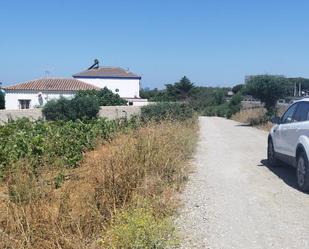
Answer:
100;205;177;249
54;171;65;189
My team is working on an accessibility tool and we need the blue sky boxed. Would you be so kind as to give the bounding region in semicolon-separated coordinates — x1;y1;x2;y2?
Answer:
1;0;309;88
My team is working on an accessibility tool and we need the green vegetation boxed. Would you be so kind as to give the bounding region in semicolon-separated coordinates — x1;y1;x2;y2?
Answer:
0;90;5;109
43;88;127;121
0;118;120;176
165;76;195;101
141;76;241;118
141;75;309;121
140;76;196;102
141;102;195;122
0;106;198;249
245;75;287;115
76;87;127;106
43;95;100;121
101;205;176;249
232;84;244;94
141;74;309;120
205;95;241;117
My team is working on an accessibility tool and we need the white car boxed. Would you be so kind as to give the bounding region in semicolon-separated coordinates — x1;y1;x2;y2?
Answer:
268;98;309;191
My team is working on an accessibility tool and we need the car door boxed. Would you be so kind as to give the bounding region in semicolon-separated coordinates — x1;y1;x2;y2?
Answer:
282;102;308;156
274;103;298;155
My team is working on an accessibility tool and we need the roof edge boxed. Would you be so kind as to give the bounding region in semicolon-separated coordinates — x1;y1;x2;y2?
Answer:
3;78;100;91
73;75;141;80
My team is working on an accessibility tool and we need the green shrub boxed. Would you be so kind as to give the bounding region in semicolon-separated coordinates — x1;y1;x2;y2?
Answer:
71;95;100;120
227;93;243;118
203;103;229;117
245;75;287;115
54;171;65;189
202;93;243;118
76;87;128;106
101;206;176;249
42;97;72;121
0;118;120;176
43;95;100;121
141;102;195;123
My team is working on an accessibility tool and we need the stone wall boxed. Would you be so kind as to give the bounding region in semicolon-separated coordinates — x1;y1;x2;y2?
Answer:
0;106;142;124
98;106;141;120
0;109;43;123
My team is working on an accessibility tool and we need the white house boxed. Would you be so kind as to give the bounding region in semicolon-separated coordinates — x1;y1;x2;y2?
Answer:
73;65;140;97
73;61;147;105
3;61;148;110
4;78;99;110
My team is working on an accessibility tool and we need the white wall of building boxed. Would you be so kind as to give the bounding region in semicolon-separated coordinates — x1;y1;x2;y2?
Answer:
5;90;75;110
75;78;140;98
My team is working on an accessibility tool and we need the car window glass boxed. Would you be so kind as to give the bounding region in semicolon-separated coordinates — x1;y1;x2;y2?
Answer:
281;103;298;124
294;102;309;122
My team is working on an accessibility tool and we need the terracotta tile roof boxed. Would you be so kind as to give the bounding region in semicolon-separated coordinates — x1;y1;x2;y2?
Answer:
4;78;100;91
73;67;141;79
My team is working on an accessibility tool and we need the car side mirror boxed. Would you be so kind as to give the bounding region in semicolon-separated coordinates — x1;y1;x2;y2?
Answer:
271;116;281;124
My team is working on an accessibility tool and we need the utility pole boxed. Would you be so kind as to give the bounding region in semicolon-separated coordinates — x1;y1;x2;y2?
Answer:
299;82;302;97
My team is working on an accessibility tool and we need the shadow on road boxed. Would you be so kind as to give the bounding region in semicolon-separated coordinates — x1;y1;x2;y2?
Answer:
234;124;252;127
259;159;309;194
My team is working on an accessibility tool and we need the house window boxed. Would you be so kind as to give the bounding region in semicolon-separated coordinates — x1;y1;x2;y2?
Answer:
18;99;31;109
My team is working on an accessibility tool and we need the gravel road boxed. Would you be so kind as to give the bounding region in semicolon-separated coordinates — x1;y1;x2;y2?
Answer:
176;117;309;249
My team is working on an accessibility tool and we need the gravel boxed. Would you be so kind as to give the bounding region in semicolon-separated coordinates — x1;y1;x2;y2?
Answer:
175;117;309;249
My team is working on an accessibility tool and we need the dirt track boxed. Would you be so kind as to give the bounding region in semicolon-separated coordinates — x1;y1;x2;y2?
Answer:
176;117;309;249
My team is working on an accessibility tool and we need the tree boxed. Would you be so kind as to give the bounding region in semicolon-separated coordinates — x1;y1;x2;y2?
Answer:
174;76;195;101
140;77;195;102
245;75;287;115
76;87;127;106
162;76;196;101
213;89;225;105
0;90;5;109
232;84;244;94
140;87;173;102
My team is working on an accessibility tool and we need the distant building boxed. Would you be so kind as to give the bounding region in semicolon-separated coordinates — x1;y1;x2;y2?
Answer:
4;78;99;110
73;66;141;99
3;60;148;110
227;91;234;97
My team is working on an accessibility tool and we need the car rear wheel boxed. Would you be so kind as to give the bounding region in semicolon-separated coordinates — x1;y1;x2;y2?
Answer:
296;152;309;192
268;139;279;167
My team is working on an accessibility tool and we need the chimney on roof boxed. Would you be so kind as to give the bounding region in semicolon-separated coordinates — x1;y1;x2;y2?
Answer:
88;59;100;70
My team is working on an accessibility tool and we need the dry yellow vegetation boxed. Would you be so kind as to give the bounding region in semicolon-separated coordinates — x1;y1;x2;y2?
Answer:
0;120;198;249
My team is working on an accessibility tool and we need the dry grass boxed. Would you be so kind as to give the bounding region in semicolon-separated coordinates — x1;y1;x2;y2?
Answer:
231;108;267;124
0;120;198;249
231;106;288;131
